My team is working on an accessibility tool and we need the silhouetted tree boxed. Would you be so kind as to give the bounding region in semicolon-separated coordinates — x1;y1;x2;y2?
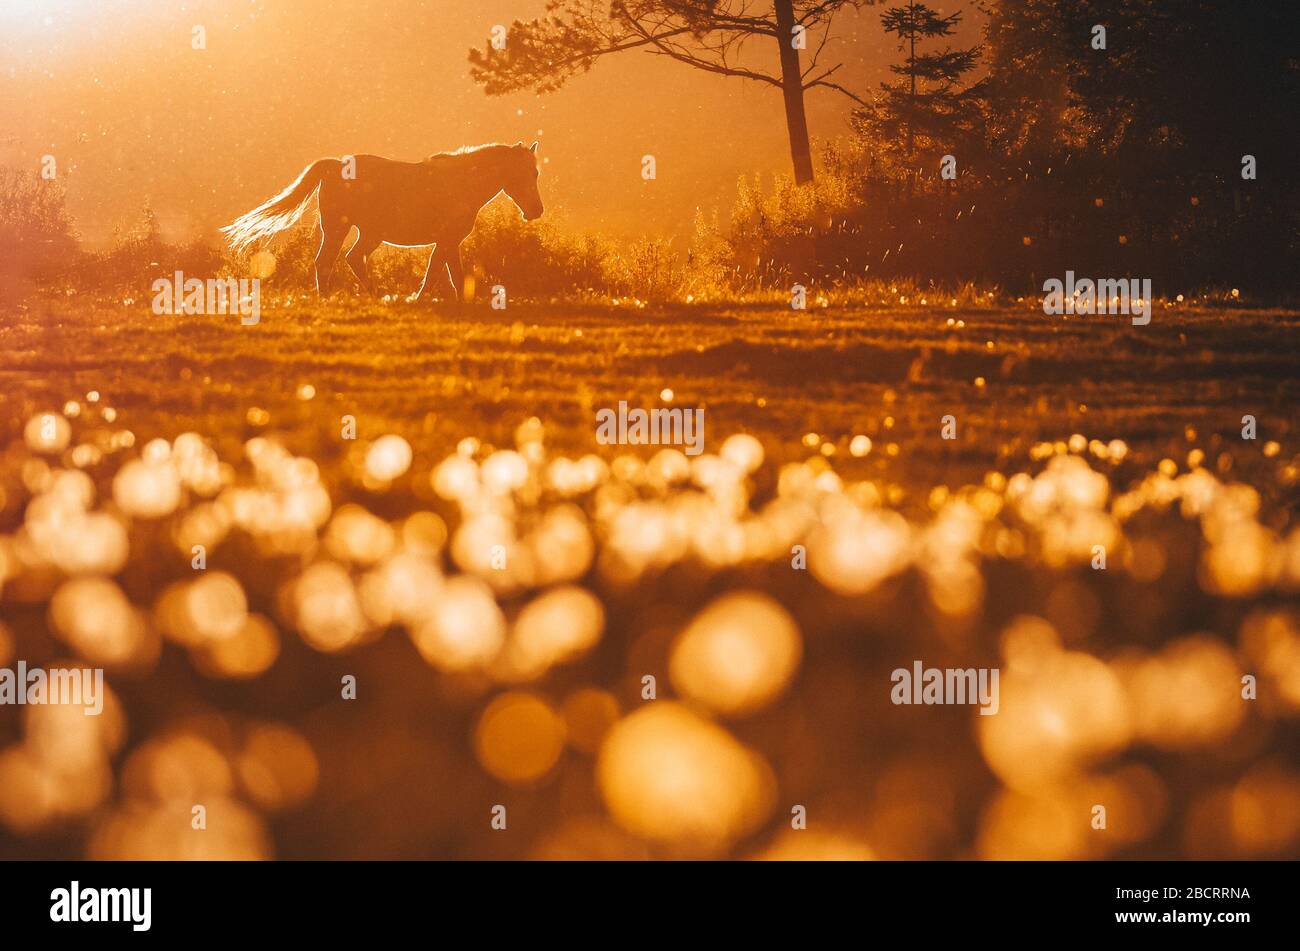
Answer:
735;0;1296;290
468;1;879;185
978;0;1299;287
853;1;981;180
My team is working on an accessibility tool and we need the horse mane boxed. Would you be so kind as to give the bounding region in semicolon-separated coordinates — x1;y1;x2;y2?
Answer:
424;143;514;163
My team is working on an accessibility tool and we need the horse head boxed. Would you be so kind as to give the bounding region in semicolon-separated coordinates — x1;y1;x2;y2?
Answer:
502;141;544;222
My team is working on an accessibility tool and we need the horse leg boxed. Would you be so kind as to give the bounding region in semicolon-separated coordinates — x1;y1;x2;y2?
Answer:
314;223;348;296
443;241;465;302
413;245;448;303
345;232;380;296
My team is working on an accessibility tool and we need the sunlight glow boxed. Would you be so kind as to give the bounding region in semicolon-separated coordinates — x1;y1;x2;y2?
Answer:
0;1;137;37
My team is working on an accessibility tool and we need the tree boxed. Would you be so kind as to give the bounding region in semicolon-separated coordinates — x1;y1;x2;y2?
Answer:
853;1;980;175
977;0;1299;287
468;1;878;184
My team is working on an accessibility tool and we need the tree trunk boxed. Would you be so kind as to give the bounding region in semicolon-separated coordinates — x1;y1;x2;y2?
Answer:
774;0;814;184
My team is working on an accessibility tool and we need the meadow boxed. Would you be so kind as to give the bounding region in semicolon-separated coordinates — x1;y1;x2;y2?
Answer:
4;291;1295;490
1;291;1298;860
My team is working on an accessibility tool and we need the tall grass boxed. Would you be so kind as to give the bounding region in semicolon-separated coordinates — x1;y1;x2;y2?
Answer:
41;141;1278;306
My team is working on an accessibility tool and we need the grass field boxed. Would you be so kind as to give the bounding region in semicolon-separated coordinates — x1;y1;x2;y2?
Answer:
1;293;1298;860
3;294;1297;491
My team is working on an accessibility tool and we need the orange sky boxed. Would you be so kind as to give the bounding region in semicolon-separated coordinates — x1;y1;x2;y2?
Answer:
0;0;981;248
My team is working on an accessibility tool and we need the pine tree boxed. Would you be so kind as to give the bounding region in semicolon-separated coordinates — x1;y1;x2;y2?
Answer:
855;2;981;180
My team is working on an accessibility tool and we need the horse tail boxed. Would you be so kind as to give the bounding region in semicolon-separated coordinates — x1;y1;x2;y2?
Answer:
220;158;340;253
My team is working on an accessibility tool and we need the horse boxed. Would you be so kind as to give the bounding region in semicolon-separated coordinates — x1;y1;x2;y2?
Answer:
220;142;544;301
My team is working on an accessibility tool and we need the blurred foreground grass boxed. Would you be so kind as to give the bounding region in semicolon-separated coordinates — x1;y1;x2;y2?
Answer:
0;295;1298;860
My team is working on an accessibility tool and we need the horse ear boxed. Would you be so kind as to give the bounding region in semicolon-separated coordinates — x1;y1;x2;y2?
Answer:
529;141;539;153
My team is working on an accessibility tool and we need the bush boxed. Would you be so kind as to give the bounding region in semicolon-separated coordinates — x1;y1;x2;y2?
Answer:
0;167;79;301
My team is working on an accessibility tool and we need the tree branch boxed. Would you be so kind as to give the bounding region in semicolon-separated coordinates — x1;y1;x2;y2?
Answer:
804;75;871;106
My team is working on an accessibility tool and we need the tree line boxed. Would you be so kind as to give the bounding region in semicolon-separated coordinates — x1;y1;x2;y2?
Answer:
472;0;1298;290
